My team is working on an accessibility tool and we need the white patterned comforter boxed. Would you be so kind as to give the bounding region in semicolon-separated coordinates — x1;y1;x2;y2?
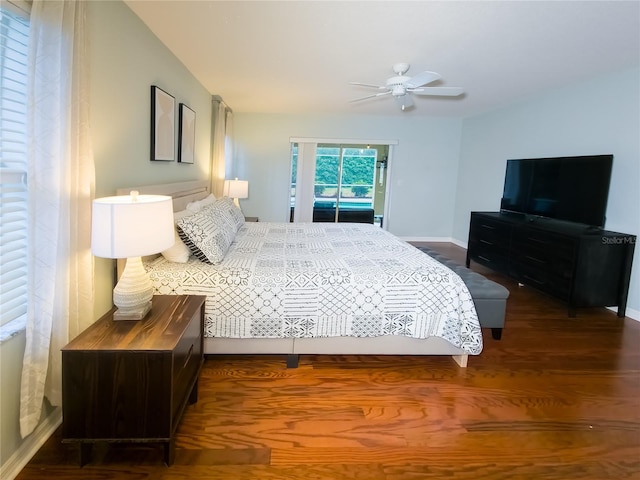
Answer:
147;222;483;355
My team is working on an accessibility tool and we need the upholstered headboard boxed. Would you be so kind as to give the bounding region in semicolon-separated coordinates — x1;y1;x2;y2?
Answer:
116;179;211;212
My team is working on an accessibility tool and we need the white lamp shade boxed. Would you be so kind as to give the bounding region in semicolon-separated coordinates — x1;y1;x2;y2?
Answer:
91;193;174;259
223;178;248;199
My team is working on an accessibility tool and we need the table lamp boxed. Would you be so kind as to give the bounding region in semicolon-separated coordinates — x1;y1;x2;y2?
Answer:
91;191;174;320
223;177;249;210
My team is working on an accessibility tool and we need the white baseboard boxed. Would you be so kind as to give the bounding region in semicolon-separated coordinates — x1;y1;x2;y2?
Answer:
451;238;468;249
608;306;640;322
0;408;61;480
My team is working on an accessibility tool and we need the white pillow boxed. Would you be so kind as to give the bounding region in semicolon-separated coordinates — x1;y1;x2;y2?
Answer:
160;209;195;263
161;229;191;263
186;193;216;213
174;209;196;221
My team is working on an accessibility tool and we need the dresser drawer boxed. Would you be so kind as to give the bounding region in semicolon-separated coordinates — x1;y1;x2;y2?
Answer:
512;243;574;278
469;213;512;271
468;239;510;271
512;226;575;258
511;227;576;274
470;215;511;247
512;261;571;300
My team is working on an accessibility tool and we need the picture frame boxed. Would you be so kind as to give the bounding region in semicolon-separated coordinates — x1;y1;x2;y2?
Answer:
178;103;196;164
150;85;175;161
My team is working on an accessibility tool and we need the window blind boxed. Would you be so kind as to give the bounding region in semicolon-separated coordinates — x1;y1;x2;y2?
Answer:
0;5;29;330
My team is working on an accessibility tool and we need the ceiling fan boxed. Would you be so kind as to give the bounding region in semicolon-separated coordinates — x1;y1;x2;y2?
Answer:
350;63;464;111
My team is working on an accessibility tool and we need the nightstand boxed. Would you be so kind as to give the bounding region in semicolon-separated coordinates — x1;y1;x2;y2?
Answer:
61;295;206;466
244;216;259;222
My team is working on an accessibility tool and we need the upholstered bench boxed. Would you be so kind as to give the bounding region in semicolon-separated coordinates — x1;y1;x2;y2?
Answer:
416;246;509;340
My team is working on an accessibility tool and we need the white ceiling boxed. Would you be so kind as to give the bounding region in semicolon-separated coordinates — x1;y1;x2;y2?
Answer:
124;1;640;117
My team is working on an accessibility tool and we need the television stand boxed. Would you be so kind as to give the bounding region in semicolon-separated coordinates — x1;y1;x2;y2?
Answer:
466;212;636;317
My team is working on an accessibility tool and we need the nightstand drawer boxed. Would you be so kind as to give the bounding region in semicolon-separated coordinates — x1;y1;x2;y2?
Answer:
172;306;203;421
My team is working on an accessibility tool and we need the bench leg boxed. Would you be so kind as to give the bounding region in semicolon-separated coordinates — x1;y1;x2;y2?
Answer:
491;328;502;340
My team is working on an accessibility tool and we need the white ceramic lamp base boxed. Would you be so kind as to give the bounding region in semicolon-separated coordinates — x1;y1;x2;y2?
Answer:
232;197;244;215
112;256;154;320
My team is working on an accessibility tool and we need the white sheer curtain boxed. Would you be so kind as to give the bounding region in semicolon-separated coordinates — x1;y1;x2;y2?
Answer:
224;109;234;180
20;0;95;437
210;99;234;197
292;142;317;222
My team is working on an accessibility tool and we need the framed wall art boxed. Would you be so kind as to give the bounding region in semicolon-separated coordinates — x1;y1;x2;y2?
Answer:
178;103;196;164
150;85;175;161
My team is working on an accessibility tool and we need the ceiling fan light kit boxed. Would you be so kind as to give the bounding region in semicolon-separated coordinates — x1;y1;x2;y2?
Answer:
350;63;464;111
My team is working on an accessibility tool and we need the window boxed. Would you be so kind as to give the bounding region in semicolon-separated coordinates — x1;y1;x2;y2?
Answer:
0;2;29;337
292;145;377;209
315;145;377;211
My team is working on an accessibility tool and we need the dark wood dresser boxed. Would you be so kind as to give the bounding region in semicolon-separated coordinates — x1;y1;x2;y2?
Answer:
466;212;635;317
61;295;206;466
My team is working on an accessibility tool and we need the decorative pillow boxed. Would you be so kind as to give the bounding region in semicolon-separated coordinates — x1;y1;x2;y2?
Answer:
195;197;244;233
176;205;237;264
219;197;245;231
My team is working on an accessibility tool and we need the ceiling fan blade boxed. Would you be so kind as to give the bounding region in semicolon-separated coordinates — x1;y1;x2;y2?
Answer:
349;90;392;103
410;87;464;97
349;82;386;89
394;94;414;111
404;70;441;88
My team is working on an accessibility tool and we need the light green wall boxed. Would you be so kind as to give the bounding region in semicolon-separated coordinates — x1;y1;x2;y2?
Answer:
454;67;640;315
89;1;211;199
1;0;212;471
233;113;463;238
88;0;212;318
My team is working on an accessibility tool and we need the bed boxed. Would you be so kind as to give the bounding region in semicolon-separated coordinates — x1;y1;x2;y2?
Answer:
117;180;483;367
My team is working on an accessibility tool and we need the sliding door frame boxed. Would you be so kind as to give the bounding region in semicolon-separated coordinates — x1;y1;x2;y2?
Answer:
289;137;398;228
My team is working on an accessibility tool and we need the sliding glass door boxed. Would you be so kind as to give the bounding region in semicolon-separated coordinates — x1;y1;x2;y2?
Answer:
290;143;387;225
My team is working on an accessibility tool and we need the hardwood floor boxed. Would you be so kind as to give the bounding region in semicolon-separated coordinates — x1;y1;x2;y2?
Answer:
16;243;640;479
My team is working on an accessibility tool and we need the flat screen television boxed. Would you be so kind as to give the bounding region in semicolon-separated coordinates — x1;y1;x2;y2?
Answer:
500;154;613;228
